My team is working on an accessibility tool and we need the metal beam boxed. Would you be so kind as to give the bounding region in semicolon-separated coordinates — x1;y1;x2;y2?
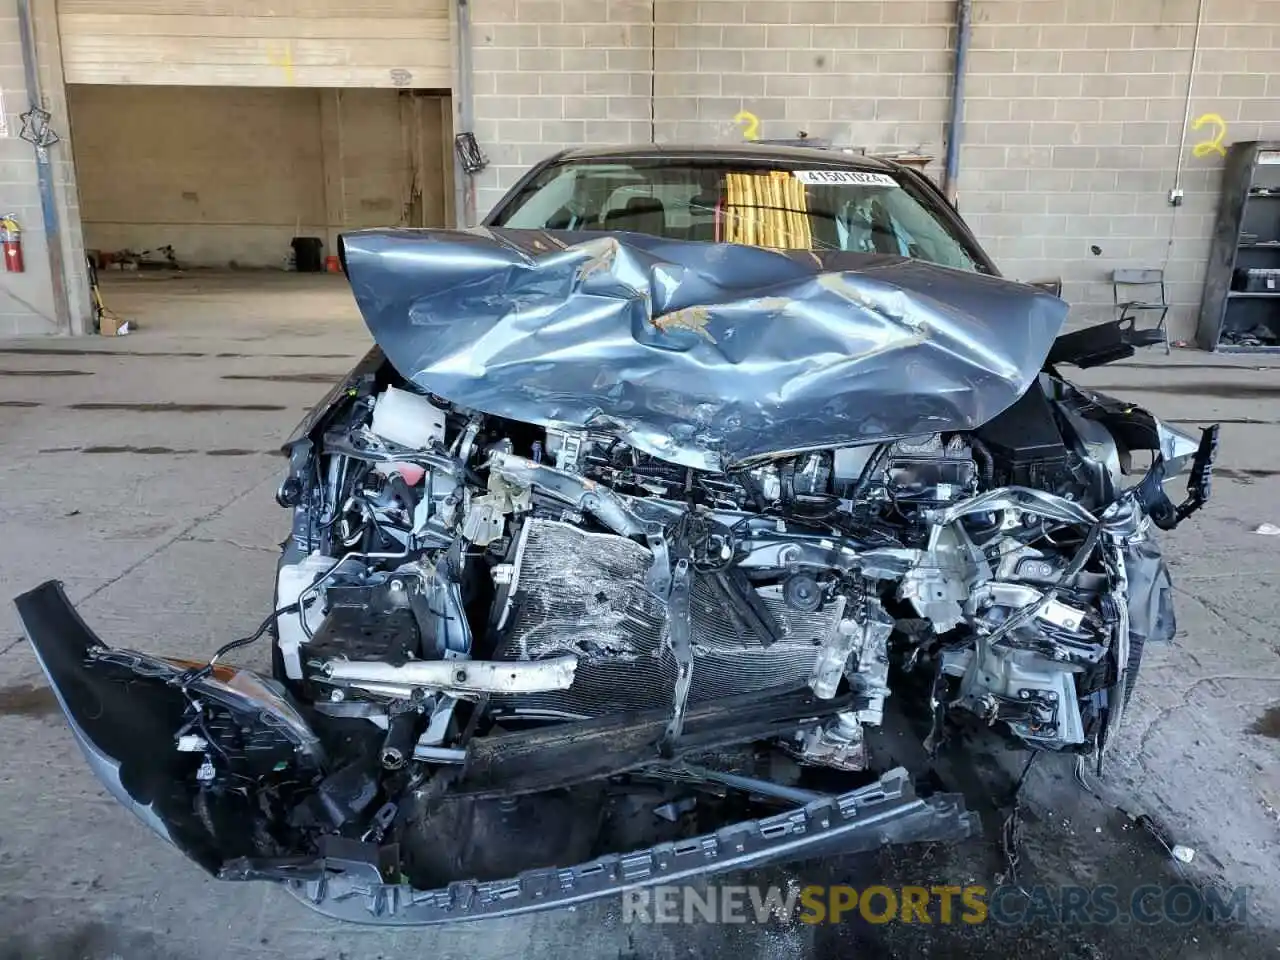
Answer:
453;0;476;227
15;0;71;334
942;0;973;206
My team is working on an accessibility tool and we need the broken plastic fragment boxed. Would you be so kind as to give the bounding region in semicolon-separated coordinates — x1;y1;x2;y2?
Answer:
1254;523;1280;536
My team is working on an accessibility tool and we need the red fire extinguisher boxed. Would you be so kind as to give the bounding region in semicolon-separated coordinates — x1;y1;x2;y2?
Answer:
1;215;24;273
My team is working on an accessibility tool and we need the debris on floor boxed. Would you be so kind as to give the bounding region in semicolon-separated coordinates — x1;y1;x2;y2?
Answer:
93;245;181;271
1172;844;1197;864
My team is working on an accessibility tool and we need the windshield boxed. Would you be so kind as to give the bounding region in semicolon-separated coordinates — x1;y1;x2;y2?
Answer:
491;159;982;272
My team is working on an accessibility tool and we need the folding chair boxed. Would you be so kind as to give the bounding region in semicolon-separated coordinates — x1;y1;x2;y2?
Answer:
1112;268;1171;355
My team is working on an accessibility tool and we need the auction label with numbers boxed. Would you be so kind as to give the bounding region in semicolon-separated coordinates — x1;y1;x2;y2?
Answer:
792;170;898;186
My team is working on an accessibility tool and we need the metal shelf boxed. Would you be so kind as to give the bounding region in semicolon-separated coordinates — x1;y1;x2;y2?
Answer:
1197;141;1280;350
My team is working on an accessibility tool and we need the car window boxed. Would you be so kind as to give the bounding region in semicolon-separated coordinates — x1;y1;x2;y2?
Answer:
493;159;981;273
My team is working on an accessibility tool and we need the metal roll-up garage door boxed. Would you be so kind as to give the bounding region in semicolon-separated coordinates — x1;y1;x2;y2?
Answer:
57;0;451;89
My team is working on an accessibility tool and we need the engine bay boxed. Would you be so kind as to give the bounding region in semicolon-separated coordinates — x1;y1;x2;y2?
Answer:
9;347;1216;918
259;350;1207;832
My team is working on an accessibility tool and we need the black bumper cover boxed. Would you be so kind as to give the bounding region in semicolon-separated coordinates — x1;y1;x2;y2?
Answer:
16;580;979;925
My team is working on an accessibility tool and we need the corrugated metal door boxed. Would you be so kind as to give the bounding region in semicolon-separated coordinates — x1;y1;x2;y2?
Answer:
58;0;452;88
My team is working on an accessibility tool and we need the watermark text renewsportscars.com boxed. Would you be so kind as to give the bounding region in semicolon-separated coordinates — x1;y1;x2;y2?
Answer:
621;883;1250;926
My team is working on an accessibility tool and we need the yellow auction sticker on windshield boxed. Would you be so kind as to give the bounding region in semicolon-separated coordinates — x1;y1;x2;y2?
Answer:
792;170;897;186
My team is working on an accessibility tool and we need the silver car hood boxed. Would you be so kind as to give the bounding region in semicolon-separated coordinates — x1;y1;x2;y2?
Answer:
340;228;1069;471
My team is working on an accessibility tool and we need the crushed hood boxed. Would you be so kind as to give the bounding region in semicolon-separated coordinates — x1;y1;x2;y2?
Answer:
340;228;1069;471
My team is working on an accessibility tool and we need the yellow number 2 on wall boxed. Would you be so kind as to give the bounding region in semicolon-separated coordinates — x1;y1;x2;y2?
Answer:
1192;113;1228;159
734;110;760;142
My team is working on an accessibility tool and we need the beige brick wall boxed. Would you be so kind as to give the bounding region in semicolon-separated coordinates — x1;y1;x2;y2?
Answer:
963;0;1280;333
471;0;656;216
469;0;1280;340
651;0;955;154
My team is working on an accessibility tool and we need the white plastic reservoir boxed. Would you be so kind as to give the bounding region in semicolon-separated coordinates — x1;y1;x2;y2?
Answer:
370;386;447;450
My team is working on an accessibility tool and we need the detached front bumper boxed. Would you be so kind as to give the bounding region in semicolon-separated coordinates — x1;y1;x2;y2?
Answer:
16;580;979;926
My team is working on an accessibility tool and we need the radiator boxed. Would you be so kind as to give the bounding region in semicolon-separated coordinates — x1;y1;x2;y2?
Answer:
492;519;843;717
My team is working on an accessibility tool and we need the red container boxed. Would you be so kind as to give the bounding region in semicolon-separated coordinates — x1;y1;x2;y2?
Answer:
2;240;23;273
1;216;23;273
325;255;341;273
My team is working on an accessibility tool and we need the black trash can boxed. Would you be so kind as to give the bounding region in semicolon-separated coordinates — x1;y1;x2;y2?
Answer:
291;236;324;273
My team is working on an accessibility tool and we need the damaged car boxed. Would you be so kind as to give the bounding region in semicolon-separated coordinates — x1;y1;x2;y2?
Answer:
16;144;1219;924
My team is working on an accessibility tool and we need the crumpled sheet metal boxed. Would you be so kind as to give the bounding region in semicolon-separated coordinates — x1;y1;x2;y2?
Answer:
340;228;1069;471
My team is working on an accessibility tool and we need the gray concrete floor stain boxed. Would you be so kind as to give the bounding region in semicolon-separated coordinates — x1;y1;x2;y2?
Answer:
1214;468;1280;482
36;445;274;456
0;368;93;377
69;401;289;412
0;273;1278;959
1089;380;1280;399
0;681;58;717
1249;704;1280;739
222;372;343;383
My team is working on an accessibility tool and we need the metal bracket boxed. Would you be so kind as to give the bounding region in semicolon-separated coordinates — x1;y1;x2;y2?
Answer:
1132;425;1219;531
644;524;672;597
18;106;59;157
660;558;693;754
454;132;488;174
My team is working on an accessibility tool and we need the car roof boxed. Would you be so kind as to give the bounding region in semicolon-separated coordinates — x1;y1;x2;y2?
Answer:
552;142;898;170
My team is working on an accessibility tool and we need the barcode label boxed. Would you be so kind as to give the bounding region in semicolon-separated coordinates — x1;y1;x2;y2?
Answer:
792;170;899;187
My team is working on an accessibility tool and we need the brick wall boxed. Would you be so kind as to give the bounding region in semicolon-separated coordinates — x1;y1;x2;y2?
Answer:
651;1;955;156
471;0;657;217
963;0;1280;332
469;0;1280;340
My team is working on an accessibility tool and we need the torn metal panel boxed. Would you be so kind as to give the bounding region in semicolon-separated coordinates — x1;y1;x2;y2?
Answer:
1122;533;1177;650
340;228;1068;471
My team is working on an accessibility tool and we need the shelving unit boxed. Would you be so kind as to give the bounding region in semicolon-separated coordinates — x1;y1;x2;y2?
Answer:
1196;140;1280;352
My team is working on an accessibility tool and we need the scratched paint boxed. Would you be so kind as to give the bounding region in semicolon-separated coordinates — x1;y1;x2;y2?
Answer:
1192;113;1228;158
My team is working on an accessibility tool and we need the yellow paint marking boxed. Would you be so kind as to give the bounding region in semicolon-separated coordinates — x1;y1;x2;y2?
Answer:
1192;113;1228;158
267;43;296;86
734;110;760;142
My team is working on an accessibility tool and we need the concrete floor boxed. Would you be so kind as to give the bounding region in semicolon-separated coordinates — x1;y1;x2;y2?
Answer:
0;271;1278;959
